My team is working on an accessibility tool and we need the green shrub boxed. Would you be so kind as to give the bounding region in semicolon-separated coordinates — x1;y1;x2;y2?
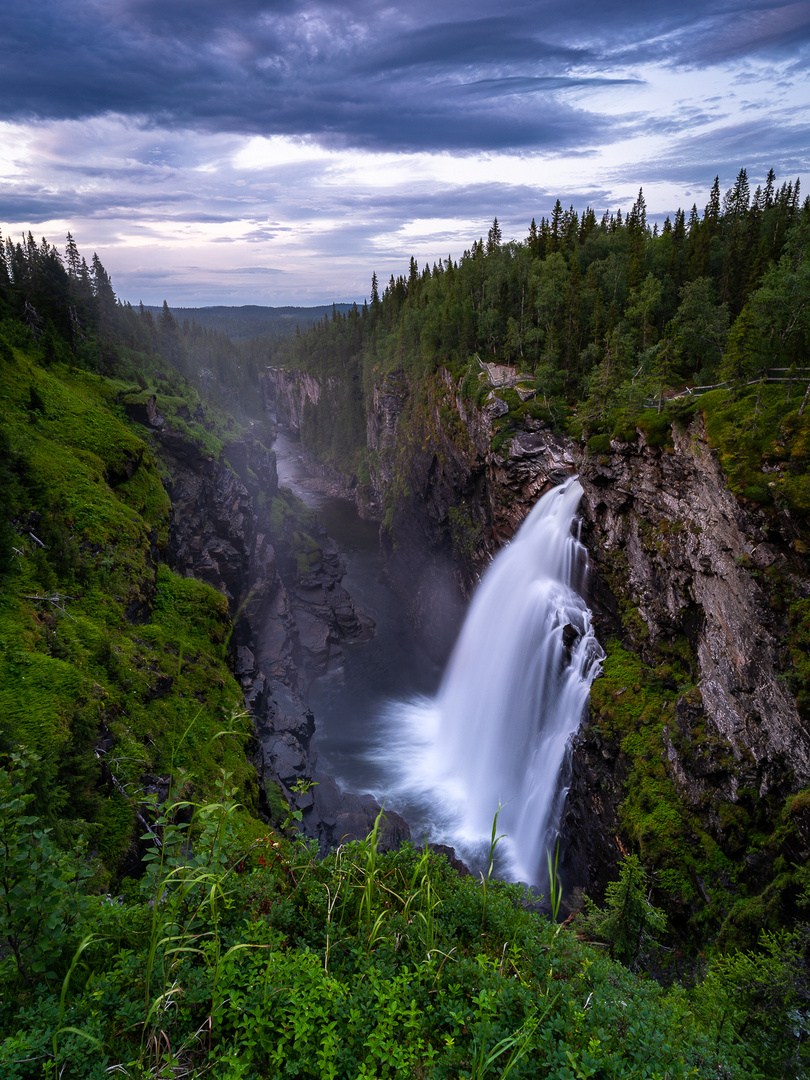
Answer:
586;433;612;454
576;854;667;963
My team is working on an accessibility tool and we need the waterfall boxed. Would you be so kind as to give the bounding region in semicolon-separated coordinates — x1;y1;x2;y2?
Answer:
371;476;604;885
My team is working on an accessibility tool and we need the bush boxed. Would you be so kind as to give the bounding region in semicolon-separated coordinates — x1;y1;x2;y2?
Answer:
576;854;667;964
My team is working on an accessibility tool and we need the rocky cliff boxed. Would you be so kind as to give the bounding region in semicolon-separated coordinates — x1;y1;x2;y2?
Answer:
566;419;810;917
263;362;810;924
263;367;324;435
580;418;810;795
129;403;408;851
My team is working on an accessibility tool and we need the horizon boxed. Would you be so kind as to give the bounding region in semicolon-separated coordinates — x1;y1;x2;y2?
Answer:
1;1;808;307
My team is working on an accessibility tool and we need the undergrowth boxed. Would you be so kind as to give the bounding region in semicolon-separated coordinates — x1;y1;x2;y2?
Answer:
0;348;258;882
0;775;776;1080
701;381;810;521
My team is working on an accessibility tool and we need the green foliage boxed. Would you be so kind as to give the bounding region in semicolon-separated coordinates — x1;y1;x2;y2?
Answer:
693;927;810;1079
577;854;667;963
586;433;612;455
635;408;674;447
591;641;736;922
0;794;760;1079
702;381;810;520
0;319;256;882
265;179;807;543
0;750;94;986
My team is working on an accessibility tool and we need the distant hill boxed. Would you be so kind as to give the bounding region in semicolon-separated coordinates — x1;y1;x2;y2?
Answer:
144;303;357;342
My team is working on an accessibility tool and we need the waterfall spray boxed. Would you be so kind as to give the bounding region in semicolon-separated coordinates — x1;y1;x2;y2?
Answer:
372;477;603;885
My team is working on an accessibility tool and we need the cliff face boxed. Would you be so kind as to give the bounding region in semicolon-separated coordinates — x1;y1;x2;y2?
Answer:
263;367;323;435
147;418;406;849
261;365;577;650
263;362;810;908
565;422;810;903
579;419;810;796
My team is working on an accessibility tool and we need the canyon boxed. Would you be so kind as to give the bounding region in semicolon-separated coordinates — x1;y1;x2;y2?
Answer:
261;363;810;919
129;397;410;854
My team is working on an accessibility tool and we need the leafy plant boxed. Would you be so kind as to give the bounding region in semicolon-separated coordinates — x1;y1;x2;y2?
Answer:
480;803;506;931
547;840;563;924
0;749;93;986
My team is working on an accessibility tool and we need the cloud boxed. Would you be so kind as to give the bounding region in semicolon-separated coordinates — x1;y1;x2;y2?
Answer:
1;1;807;305
2;0;806;155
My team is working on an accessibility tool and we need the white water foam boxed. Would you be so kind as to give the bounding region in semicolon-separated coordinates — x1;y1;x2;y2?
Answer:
368;477;604;885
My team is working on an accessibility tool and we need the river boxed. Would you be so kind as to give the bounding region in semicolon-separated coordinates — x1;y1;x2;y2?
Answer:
271;427;441;805
271;427;602;886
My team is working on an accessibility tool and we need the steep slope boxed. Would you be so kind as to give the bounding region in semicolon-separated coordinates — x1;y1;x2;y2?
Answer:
265;353;810;940
0;341;403;887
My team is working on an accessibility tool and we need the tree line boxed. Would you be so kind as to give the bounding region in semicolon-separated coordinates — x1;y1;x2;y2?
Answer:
276;168;809;452
0;233;267;417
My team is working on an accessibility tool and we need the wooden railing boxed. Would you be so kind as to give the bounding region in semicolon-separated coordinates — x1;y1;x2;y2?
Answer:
643;369;810;410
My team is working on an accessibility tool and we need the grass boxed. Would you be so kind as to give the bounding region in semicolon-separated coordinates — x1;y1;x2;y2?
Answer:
701;381;810;520
0;800;764;1080
0;349;259;882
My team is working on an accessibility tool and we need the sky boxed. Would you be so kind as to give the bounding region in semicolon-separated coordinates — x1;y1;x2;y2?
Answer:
1;0;809;308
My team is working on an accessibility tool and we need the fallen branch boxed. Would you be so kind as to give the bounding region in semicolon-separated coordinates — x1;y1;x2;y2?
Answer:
23;593;76;621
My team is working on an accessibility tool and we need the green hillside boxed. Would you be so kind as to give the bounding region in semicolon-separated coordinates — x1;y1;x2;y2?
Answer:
0;213;808;1077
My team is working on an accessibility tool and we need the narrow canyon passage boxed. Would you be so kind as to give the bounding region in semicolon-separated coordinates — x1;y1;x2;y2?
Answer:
271;429;602;884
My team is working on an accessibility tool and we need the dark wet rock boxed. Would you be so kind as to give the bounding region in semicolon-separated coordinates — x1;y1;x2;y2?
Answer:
156;422;393;851
303;772;411;850
122;393;165;429
560;727;626;905
428;844;473;877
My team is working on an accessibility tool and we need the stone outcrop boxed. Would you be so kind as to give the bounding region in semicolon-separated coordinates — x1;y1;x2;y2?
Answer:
263;367;323;435
140;417;403;850
577;419;810;790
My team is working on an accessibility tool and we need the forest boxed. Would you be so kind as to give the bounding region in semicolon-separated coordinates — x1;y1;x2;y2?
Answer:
269;169;810;510
0;170;809;1077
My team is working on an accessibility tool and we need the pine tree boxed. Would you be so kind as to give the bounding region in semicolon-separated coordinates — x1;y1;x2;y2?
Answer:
764;168;776;208
91;253;116;318
704;177;722;238
549;201;562;253
486;217;502;254
64;233;81;279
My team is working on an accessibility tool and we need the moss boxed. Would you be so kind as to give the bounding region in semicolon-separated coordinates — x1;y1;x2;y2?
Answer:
701;383;810;521
263;778;292;825
587;433;612;455
635;410;674;448
0;348;258;877
592;641;734;920
787;788;810;817
448;503;483;563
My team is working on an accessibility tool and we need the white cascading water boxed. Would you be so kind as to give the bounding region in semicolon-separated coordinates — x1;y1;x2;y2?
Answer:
370;476;604;885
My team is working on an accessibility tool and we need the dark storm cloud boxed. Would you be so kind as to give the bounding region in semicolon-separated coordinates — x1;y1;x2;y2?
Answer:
2;0;806;154
353;15;594;73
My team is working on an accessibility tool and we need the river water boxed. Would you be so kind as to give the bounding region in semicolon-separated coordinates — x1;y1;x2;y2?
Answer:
271;428;602;886
271;428;441;798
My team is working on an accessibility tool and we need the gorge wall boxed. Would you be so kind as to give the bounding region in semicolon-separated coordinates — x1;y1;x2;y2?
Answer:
263;363;810;922
134;401;408;851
